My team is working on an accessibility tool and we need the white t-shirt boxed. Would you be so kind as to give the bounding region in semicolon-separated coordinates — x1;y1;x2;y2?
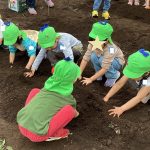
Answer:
0;19;4;38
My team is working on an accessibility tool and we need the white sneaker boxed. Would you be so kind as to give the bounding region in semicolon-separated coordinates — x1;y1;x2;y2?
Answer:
45;0;54;7
105;71;120;87
128;1;133;5
28;8;37;15
134;2;140;5
46;137;62;142
46;135;68;142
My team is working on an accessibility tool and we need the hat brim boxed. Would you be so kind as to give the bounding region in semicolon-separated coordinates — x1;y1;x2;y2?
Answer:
89;32;113;44
39;33;60;49
123;66;144;79
4;37;17;46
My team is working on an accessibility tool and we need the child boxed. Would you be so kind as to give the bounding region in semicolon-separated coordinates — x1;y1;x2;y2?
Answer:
92;0;111;19
25;24;83;77
128;0;139;6
80;21;125;87
104;49;150;117
17;58;81;142
143;0;150;9
0;14;4;46
3;22;38;70
26;0;54;15
0;15;4;44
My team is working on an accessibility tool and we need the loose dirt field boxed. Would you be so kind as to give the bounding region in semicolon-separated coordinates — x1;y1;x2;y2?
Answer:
0;0;150;149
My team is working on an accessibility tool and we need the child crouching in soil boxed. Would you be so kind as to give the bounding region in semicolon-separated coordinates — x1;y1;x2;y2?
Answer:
24;24;83;77
3;22;39;71
80;21;125;87
17;58;81;142
104;49;150;117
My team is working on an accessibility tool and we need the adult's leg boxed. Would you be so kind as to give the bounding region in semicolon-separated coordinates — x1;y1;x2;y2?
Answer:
103;0;111;12
26;0;37;15
93;0;102;10
26;0;36;8
44;0;54;7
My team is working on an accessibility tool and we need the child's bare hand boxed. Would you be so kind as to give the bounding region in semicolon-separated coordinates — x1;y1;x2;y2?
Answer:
103;96;109;102
108;106;124;118
81;77;93;85
24;71;34;78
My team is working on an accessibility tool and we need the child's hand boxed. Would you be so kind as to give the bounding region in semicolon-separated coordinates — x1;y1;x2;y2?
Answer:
103;96;109;102
24;71;35;78
108;106;124;118
78;76;82;80
81;77;93;85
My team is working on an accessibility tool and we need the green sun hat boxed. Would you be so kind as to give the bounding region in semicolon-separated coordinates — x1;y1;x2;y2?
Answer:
38;25;60;49
3;22;21;46
89;21;113;44
44;58;81;96
123;49;150;79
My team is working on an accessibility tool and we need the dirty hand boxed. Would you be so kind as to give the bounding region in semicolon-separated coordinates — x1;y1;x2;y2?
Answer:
108;106;124;118
81;77;93;85
24;71;34;78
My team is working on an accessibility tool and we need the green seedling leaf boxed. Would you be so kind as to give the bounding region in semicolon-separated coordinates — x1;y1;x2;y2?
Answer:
0;139;5;150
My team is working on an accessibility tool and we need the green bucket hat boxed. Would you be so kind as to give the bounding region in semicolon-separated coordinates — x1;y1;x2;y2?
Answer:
44;58;81;96
38;24;60;49
89;21;113;44
3;22;21;46
123;49;150;79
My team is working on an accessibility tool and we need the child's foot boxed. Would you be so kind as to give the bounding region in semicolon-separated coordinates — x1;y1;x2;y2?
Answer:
104;71;120;87
92;10;98;18
143;3;146;6
134;2;140;5
45;0;54;7
128;1;133;5
28;8;37;15
145;6;150;9
102;11;110;20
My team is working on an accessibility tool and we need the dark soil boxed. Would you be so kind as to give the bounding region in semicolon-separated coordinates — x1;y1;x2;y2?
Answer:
0;0;150;150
